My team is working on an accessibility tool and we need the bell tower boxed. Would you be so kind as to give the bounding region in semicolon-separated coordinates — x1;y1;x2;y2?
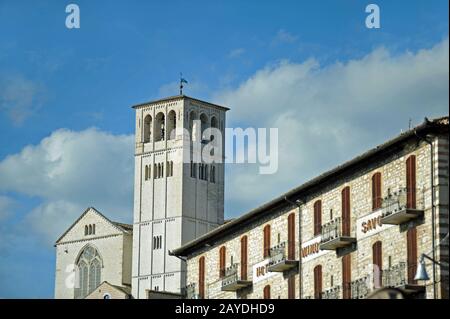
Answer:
131;95;228;298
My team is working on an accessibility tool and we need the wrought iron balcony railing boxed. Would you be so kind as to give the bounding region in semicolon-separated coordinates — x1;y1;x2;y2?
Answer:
381;187;424;225
182;283;199;299
267;242;298;272
322;286;341;299
221;263;252;292
382;262;407;288
320;217;356;250
350;275;371;299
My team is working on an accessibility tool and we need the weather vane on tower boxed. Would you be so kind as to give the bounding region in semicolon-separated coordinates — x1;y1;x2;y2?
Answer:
179;73;188;95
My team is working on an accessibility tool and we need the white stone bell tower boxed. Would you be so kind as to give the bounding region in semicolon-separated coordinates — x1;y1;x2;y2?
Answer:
131;95;228;298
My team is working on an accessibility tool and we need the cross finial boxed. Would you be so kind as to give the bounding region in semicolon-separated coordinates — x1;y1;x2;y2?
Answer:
180;73;188;95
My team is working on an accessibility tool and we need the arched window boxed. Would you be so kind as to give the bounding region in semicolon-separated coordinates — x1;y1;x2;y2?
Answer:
263;225;271;258
313;200;322;236
372;172;382;210
210;166;215;183
154;112;165;142
372;241;382;287
200;113;208;142
143;115;152;143
145;165;149;181
240;236;248;281
210;116;218;141
263;285;271;299
154;164;157;179
88;225;92;235
219;246;226;278
92;224;95;235
189;110;198;141
287;213;295;260
341;187;351;236
167;110;177;140
75;245;102;299
84;225;88;236
314;265;322;299
204;164;208;181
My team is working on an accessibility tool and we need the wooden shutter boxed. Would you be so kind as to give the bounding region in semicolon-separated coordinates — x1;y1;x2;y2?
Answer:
288;213;295;260
199;256;205;299
407;227;418;284
314;265;322;299
263;225;271;258
241;236;248;280
314;200;322;236
342;254;351;299
288;276;295;299
341;187;351;236
372;241;382;287
406;155;417;209
263;285;271;299
219;246;226;278
372;173;382;210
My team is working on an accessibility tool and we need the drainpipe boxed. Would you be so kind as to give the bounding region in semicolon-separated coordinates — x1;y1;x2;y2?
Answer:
414;129;437;299
284;197;305;299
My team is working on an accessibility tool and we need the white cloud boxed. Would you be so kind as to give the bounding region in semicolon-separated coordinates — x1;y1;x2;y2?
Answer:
0;128;134;244
228;48;246;58
216;38;449;215
0;196;14;221
0;75;45;125
272;29;298;46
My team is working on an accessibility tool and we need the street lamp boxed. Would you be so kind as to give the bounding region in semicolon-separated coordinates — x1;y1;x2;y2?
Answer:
414;253;448;281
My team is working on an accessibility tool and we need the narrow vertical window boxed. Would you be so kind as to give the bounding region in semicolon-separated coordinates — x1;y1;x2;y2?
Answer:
84;225;88;236
372;241;382;287
263;285;271;299
240;236;248;280
219;246;226;278
406;155;417;209
88;225;92;235
288;213;295;260
342;254;351;299
92;224;95;235
263;225;271;258
199;256;205;299
313;200;322;236
314;265;322;299
145;165;148;180
372;172;382;210
341;187;351;236
407;227;418;284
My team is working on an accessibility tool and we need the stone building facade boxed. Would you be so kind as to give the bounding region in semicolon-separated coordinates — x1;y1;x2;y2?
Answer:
131;95;228;298
54;207;133;299
172;117;449;299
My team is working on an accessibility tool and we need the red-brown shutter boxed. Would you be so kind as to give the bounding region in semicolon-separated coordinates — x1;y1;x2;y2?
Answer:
342;254;351;299
314;200;322;236
372;241;382;287
314;265;323;299
341;187;351;236
199;256;205;299
219;246;226;278
372;173;382;210
288;213;295;260
288;276;295;299
263;225;271;258
263;285;271;299
241;236;248;280
407;227;418;284
406;155;417;209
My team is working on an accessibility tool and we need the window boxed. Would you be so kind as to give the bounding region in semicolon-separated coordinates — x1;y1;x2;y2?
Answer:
88;225;92;235
407;227;417;284
314;265;322;299
210;166;216;183
341;186;351;236
167;161;174;177
143;115;152;143
200;113;208;142
167;110;176;140
84;225;88;236
154;112;165;142
153;235;163;250
241;236;248;280
406;155;417;209
199;164;203;180
263;285;271;299
199;256;205;299
288;276;295;299
263;225;271;258
145;165;149;181
154;164;157;179
288;213;295;260
313;200;322;236
74;245;102;299
190;162;197;178
219;246;226;278
372;241;382;287
342;254;351;299
92;224;95;235
372;172;382;210
189;110;198;141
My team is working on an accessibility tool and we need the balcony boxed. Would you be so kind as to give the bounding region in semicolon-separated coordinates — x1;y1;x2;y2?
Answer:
320;217;356;250
182;283;200;299
322;286;341;299
350;275;371;299
221;264;252;292
380;188;424;225
382;262;425;295
267;242;299;272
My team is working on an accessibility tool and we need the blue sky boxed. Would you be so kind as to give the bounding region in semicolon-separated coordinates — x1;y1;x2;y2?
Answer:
0;0;448;298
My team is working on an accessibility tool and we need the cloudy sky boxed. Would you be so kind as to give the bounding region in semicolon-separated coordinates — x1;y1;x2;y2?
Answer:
0;0;448;298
